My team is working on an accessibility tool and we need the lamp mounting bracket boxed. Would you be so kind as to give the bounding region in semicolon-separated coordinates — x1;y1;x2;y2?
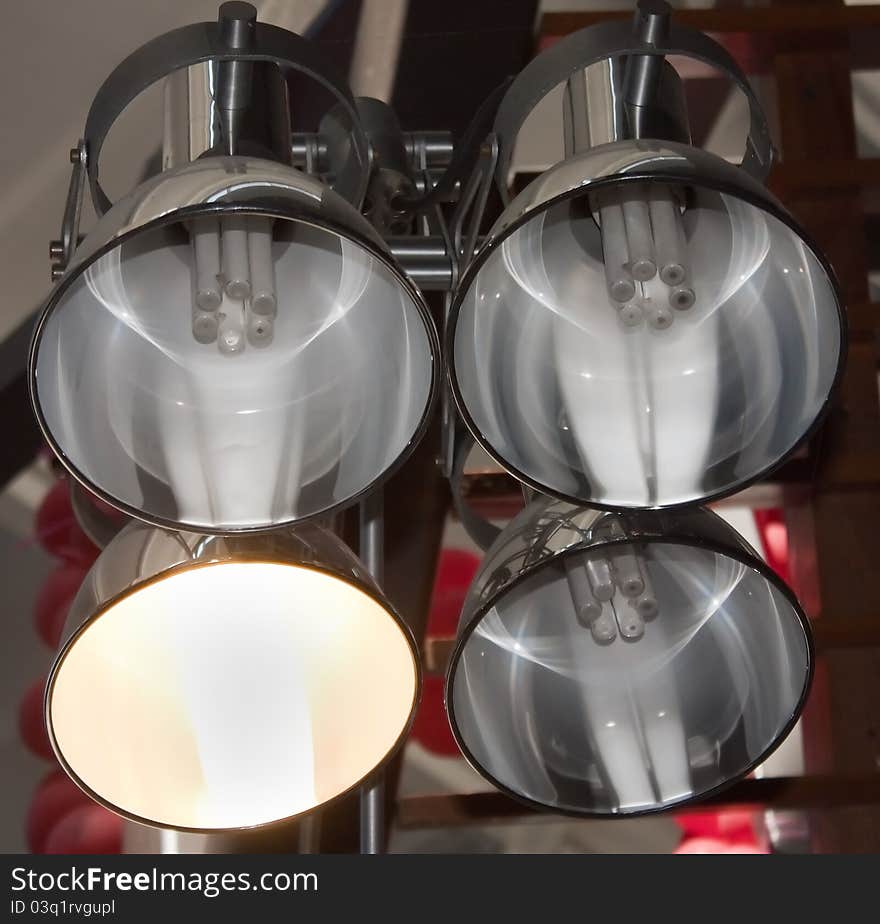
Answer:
49;140;88;281
81;12;371;213
436;134;499;480
492;0;774;192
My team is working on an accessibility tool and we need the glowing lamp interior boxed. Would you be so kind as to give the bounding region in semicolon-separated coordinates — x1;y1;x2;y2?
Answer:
48;561;418;830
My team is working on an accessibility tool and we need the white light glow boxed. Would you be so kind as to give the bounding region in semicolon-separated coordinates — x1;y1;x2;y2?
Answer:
49;561;417;830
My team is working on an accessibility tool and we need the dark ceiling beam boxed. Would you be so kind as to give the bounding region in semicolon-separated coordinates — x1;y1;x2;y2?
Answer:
0;317;42;490
392;0;540;136
542;7;880;75
541;5;880;36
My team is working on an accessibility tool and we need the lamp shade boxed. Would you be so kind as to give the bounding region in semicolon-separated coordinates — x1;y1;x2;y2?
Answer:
449;140;844;509
446;496;812;816
46;521;419;831
30;156;438;532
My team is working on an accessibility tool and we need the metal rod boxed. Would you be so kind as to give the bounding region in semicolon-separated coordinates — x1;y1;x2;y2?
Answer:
164;7;291;168
623;0;671;111
387;236;454;291
360;777;385;856
360;488;384;583
404;131;454;169
291;132;454;174
217;2;257;155
563;59;627;155
561;15;689;154
359;488;385;855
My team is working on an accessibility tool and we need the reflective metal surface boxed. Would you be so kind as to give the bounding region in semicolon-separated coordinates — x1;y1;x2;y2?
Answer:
563;58;691;156
162;56;294;169
31;156;439;532
449;140;845;509
46;520;420;832
163;64;219;170
446;496;812;816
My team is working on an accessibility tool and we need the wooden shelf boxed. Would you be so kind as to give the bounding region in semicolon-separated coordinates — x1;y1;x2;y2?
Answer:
397;776;880;829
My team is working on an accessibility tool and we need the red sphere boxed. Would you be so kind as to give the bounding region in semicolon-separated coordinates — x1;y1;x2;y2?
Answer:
43;805;123;855
18;679;53;761
33;564;87;648
35;481;98;566
26;771;91;854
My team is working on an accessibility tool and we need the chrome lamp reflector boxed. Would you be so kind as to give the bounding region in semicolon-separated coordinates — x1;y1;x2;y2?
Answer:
446;495;812;816
46;520;420;831
30;157;438;532
449;141;844;510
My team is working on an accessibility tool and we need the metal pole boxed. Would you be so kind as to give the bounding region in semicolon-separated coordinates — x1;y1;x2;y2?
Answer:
359;488;385;855
563;58;628;156
623;0;671;111
387;236;454;291
216;1;257;156
163;4;292;171
561;35;690;156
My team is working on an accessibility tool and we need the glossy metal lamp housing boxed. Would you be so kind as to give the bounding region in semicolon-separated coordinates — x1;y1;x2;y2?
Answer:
448;5;845;510
31;157;438;532
30;2;439;534
46;520;420;831
446;495;812;816
448;141;843;509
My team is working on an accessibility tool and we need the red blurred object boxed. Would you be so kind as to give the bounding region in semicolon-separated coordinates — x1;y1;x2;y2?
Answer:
35;481;98;566
676;836;768;855
676;808;757;842
18;679;53;761
89;494;123;519
23;477;122;854
753;508;791;585
426;549;482;635
43;805;123;855
675;807;768;854
26;771;92;854
412;549;481;755
413;683;454;755
675;508;791;854
33;564;87;648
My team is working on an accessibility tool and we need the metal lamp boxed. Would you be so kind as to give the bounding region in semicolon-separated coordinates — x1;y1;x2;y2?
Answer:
46;520;419;832
447;1;845;510
30;3;439;534
25;0;837;843
445;495;812;816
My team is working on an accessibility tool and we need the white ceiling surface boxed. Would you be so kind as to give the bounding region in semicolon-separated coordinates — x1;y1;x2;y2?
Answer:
0;0;326;346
